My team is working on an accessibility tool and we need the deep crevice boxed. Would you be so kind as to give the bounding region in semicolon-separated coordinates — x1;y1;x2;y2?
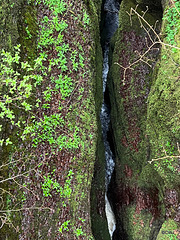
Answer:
99;0;121;239
91;0;164;239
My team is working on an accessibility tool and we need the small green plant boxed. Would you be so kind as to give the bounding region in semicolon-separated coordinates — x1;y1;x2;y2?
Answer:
41;174;57;197
58;220;70;233
25;26;32;39
149;142;180;182
59;218;86;237
41;170;74;198
163;0;180;48
83;10;90;26
59;218;95;239
10;2;15;8
74;226;84;237
0;45;34;145
70;50;78;71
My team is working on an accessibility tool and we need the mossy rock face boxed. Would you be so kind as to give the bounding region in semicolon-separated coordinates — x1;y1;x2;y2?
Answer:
156;219;180;240
108;0;166;238
145;2;180;235
0;0;108;239
146;0;180;196
91;122;111;240
18;4;38;63
0;0;25;50
108;0;180;238
122;205;161;240
89;0;111;238
0;1;28;238
109;0;162;184
147;31;180;189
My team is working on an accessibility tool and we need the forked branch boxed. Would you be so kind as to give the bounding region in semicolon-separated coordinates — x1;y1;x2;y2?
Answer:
115;5;180;83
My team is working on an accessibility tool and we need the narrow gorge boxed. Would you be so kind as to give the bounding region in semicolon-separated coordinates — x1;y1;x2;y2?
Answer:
91;0;180;239
0;0;179;239
100;0;120;238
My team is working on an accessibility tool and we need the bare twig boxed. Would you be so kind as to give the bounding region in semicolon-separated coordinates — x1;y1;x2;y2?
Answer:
116;5;180;84
0;154;33;170
13;179;40;200
148;155;180;164
0;206;53;213
148;142;180;164
0;153;48;184
170;0;180;15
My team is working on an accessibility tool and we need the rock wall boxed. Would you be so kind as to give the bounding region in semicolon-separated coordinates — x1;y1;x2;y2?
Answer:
0;0;105;239
0;0;179;239
108;0;180;239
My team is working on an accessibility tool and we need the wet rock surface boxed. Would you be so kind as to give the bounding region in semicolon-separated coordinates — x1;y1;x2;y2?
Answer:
106;0;180;239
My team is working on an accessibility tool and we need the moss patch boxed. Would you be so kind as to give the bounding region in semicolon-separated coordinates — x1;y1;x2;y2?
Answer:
0;0;103;239
124;206;152;240
156;219;180;240
147;36;180;188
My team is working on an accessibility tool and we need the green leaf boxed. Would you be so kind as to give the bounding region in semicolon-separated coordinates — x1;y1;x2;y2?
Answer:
5;138;13;145
0;139;4;146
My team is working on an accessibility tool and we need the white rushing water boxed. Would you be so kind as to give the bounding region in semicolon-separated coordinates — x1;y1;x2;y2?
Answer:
100;45;115;188
105;193;116;238
100;45;116;239
100;0;119;238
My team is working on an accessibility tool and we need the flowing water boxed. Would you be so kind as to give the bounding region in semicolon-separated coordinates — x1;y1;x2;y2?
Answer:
100;45;115;188
100;0;120;238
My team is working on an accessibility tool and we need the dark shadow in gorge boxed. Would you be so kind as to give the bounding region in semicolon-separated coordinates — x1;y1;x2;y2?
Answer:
100;0;121;49
100;0;128;239
91;0;164;239
91;0;122;239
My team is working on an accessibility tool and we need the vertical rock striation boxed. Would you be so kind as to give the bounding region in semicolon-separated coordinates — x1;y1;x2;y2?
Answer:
0;0;104;239
107;0;180;239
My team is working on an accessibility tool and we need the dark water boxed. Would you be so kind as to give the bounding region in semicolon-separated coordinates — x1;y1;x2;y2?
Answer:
100;0;120;238
100;0;119;189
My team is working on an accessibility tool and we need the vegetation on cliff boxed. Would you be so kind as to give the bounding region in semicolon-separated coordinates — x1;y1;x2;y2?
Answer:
0;0;103;239
1;0;179;239
108;0;179;239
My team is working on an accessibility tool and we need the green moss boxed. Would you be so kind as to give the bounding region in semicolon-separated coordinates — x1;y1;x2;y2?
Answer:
147;38;180;188
138;164;163;188
18;5;38;64
124;206;152;240
156;219;180;240
86;0;103;113
0;0;102;238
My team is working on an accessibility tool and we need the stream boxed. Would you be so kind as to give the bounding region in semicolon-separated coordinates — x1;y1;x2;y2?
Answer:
100;0;120;238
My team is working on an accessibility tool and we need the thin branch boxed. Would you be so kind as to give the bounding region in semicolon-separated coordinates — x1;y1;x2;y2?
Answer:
170;0;180;15
0;206;53;213
0;213;17;231
148;155;180;164
149;142;180;164
116;6;180;84
0;155;48;184
13;179;40;200
177;142;180;154
0;188;15;199
0;154;33;169
129;6;180;51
